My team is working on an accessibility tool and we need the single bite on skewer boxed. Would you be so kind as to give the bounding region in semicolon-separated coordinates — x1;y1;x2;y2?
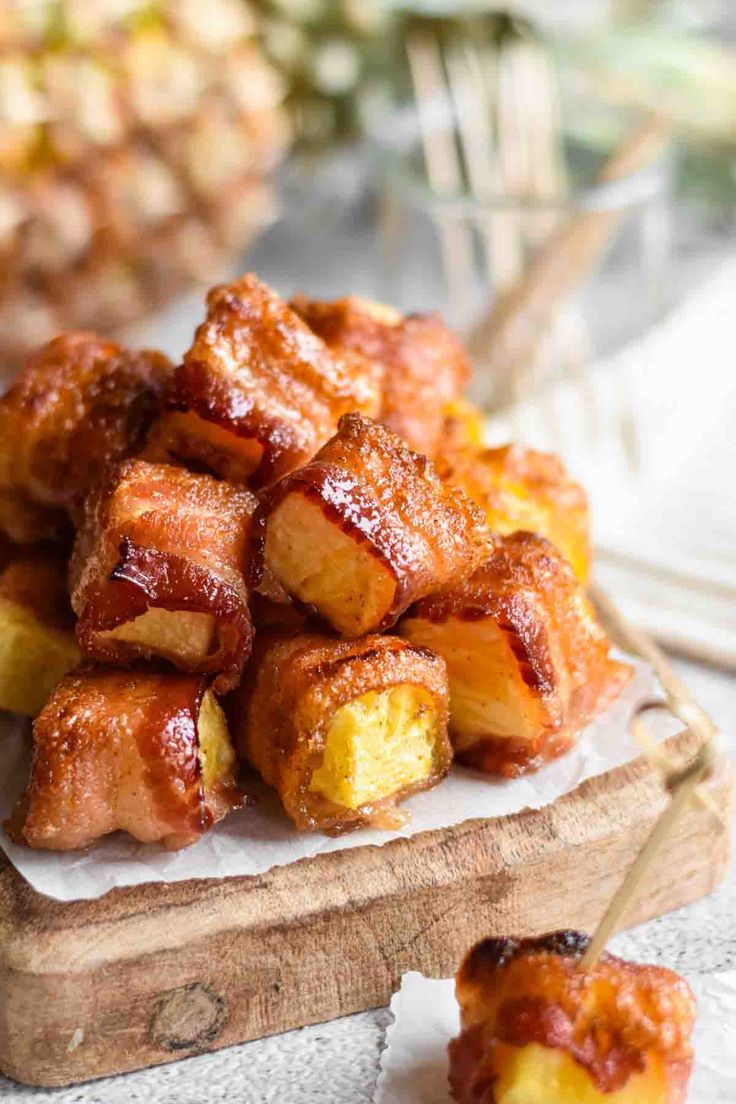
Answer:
401;532;630;776
145;274;380;488
255;413;491;637
0;552;81;716
291;293;470;457
71;459;256;693
437;444;590;583
230;632;451;833
0;331;171;539
8;668;241;851
449;931;696;1104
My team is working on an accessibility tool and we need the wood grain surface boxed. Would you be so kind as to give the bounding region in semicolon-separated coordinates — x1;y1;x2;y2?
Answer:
0;726;731;1088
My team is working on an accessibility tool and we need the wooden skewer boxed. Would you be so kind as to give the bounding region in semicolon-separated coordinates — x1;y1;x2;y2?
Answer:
581;744;714;969
406;31;477;318
467;116;670;382
590;582;719;742
581;584;723;969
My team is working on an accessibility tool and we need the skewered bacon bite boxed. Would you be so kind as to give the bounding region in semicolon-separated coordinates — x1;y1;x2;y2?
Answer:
438;444;591;583
256;413;492;637
291;294;470;457
231;632;451;832
145;275;381;488
71;459;256;693
401;532;630;776
10;668;241;851
449;931;696;1104
0;332;171;536
0;552;81;716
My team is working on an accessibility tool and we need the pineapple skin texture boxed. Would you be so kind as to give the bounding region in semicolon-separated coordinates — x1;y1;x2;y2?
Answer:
230;631;451;832
401;531;630;777
449;932;696;1104
438;443;590;584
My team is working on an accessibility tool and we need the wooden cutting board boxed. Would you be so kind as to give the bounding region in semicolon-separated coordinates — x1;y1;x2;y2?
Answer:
0;723;731;1088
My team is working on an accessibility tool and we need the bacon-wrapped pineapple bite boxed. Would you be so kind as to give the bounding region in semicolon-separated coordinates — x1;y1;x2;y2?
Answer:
0;331;171;538
0;552;81;716
401;532;630;776
71;459;256;693
256;413;491;637
145;274;381;489
442;399;486;452
449;931;696;1104
230;632;451;833
9;668;241;852
291;293;470;457
438;444;590;584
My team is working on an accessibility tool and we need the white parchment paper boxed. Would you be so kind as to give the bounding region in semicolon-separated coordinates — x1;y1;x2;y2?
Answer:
374;969;736;1104
0;657;682;902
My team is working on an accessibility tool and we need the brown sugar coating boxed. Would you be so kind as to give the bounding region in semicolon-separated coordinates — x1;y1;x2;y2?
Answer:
10;667;242;852
230;631;451;833
0;331;171;530
449;932;696;1103
438;444;590;583
145;275;381;488
256;412;492;636
71;459;256;693
291;294;470;457
401;532;630;775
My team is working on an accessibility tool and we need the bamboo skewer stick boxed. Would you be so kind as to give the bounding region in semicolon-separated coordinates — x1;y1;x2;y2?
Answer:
580;746;714;969
406;32;477;318
581;584;724;969
467;116;670;381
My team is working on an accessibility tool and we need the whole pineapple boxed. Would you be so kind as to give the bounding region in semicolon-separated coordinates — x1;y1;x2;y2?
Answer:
0;0;289;371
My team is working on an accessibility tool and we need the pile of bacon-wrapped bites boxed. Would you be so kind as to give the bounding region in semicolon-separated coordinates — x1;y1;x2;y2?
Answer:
0;274;631;852
449;931;696;1104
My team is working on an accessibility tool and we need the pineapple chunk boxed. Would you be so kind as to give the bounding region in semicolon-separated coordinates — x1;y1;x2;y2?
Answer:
0;598;81;716
145;410;263;483
491;1042;668;1104
260;413;490;637
309;685;438;808
197;689;236;791
442;398;485;450
232;630;451;832
401;532;630;776
105;607;217;665
264;493;396;636
449;932;695;1104
401;615;545;756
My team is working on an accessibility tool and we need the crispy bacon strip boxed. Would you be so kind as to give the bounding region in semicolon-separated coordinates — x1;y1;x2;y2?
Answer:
437;444;590;583
71;459;256;693
401;532;630;776
449;932;696;1104
0;331;171;534
9;668;242;851
0;551;81;716
145;275;381;488
230;631;451;833
256;413;492;636
291;294;470;456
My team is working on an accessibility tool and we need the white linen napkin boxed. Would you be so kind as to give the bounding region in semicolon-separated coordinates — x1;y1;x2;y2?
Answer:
486;259;736;668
